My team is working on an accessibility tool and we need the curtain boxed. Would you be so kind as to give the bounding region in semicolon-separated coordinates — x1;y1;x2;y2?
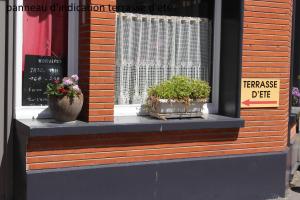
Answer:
116;13;211;105
23;0;68;71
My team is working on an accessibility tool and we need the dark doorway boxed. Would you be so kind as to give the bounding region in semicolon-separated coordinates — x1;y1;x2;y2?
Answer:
293;1;300;88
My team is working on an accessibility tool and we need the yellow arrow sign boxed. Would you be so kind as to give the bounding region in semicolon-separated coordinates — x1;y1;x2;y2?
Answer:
241;78;280;108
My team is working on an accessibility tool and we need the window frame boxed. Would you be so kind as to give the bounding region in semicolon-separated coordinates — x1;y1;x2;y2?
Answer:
114;0;222;116
14;0;79;119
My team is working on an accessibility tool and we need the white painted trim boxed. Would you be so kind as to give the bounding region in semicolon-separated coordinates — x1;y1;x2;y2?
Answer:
14;0;23;117
114;105;144;116
14;0;79;119
15;106;50;119
114;0;222;116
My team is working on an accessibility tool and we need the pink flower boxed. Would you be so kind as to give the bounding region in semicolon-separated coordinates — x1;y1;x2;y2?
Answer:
71;74;79;82
63;78;73;86
72;85;81;93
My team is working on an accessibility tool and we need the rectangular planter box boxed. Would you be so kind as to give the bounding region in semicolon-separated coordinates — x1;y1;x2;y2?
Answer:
148;99;205;120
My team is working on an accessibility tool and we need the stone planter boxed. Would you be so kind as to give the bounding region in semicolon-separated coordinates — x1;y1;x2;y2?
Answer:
148;99;206;120
48;94;84;122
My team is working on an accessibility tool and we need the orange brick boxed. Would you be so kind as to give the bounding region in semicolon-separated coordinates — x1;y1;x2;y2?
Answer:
89;109;114;116
88;115;114;122
89;90;114;97
79;58;115;65
89;97;114;103
89;103;114;109
90;65;115;71
89;84;114;90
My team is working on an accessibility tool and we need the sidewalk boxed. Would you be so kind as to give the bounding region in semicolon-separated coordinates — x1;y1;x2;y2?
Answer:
270;189;300;200
271;170;300;200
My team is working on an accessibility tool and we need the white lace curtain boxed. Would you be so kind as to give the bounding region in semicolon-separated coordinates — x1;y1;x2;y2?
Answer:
116;13;211;105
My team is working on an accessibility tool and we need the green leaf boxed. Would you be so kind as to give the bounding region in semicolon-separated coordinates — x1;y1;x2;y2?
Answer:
147;76;211;101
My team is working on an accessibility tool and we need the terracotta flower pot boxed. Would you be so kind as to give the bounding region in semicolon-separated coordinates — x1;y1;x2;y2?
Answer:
48;94;84;122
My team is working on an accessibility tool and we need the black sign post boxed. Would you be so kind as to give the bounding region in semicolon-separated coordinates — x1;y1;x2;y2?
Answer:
22;55;64;106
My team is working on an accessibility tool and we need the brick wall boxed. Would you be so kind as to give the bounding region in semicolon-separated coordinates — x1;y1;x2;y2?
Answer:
26;128;285;170
240;0;293;152
25;0;294;170
78;0;116;122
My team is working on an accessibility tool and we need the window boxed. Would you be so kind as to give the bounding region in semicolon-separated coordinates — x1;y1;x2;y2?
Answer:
114;0;221;116
15;0;79;119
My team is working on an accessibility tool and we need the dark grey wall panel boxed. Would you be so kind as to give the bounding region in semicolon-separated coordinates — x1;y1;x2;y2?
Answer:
28;164;157;200
26;152;287;200
13;129;27;200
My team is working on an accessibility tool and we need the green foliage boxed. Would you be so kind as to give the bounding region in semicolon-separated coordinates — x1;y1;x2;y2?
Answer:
190;79;211;99
148;76;211;101
46;83;64;97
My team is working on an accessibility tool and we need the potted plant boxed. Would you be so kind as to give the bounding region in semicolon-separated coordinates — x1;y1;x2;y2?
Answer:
147;76;211;120
292;87;300;107
46;74;83;122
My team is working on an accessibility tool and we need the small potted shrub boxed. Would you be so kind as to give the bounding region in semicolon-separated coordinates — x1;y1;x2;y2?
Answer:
46;75;83;122
147;76;211;120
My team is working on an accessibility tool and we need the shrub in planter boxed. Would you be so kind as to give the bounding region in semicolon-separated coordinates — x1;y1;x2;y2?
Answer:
147;76;211;119
46;75;83;122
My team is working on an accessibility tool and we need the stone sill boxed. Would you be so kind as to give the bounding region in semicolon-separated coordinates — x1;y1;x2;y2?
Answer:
15;114;245;137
